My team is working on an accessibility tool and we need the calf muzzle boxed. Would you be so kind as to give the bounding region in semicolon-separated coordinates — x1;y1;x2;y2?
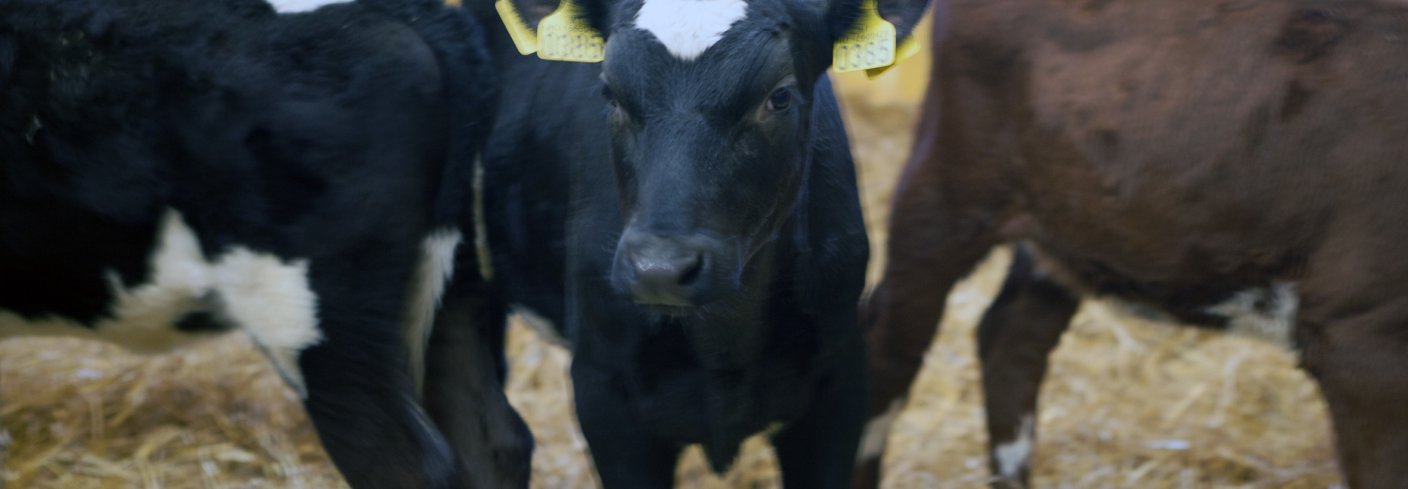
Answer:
613;230;725;308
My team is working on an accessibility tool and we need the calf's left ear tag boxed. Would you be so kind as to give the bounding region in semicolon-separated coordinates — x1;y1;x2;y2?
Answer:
496;0;539;55
537;0;605;63
833;0;897;73
863;33;918;78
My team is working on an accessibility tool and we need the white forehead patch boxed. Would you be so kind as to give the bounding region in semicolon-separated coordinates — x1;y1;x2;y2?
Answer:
634;0;749;60
266;0;354;14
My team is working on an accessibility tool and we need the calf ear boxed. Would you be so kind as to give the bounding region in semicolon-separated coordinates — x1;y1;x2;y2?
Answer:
825;0;930;45
503;0;571;27
474;0;613;60
790;77;871;315
484;0;612;33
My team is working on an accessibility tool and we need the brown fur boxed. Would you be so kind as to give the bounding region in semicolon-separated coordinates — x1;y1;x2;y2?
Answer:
861;0;1408;487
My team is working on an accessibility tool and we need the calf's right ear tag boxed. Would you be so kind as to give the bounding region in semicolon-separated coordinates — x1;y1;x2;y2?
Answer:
496;0;539;55
832;0;897;72
537;0;605;62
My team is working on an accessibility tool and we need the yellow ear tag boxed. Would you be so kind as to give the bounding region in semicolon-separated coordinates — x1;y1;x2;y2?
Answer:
832;0;896;72
495;0;539;55
863;32;919;78
537;0;605;63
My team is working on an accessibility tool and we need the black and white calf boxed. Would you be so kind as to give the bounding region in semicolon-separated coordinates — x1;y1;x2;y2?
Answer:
0;0;531;487
469;0;926;486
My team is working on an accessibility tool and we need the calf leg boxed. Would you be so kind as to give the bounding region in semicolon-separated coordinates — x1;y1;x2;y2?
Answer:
857;180;998;487
773;324;867;489
1300;311;1408;489
571;361;682;489
975;246;1079;488
299;280;466;488
300;344;465;488
422;271;533;489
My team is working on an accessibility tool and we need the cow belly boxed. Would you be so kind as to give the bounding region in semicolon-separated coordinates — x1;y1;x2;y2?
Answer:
0;208;322;394
1097;282;1300;348
1029;244;1300;349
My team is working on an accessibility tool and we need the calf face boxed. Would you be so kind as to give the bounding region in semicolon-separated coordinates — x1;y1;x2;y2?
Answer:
508;0;928;311
603;5;815;309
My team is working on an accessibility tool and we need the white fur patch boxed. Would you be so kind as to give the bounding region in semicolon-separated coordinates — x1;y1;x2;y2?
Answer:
856;398;904;462
1204;282;1298;349
994;414;1034;480
217;248;321;397
265;0;354;14
0;209;322;395
405;229;463;396
633;0;749;60
512;304;568;348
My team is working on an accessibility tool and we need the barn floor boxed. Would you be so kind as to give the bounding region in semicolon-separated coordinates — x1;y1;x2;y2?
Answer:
1;25;1341;489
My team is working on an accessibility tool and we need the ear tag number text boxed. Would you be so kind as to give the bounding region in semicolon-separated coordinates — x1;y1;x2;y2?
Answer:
864;32;919;78
537;0;605;63
833;0;897;72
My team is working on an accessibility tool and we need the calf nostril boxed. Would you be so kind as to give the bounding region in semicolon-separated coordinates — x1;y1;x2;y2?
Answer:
676;253;704;286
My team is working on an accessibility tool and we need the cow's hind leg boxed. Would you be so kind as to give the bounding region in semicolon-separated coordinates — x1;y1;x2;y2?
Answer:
975;245;1079;488
422;266;533;488
857;176;999;486
773;321;867;489
1300;308;1408;489
298;272;466;489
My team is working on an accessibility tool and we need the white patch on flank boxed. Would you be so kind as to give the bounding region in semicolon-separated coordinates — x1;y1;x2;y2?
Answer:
0;209;321;396
856;398;904;462
405;230;463;396
265;0;353;14
512;305;569;348
994;414;1034;480
1204;281;1298;349
219;248;321;397
633;0;749;60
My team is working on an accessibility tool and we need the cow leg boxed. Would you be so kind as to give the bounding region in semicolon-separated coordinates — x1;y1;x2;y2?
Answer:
857;179;999;486
571;361;681;489
298;281;465;488
975;246;1079;488
422;270;533;489
1299;311;1408;489
773;324;867;489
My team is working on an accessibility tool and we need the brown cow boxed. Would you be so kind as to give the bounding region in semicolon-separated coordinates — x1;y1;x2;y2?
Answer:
857;0;1408;487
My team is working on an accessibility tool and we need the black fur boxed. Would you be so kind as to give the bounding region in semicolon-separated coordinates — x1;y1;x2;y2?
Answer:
0;0;529;487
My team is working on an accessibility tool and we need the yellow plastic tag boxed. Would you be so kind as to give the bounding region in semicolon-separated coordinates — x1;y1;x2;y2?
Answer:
832;0;897;72
537;0;605;63
495;0;539;56
864;33;919;78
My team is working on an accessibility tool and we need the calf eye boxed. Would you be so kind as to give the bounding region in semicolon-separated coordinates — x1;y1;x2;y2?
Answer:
766;88;791;112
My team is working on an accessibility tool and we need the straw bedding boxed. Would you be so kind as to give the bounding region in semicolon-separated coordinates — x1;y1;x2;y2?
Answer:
1;23;1340;489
